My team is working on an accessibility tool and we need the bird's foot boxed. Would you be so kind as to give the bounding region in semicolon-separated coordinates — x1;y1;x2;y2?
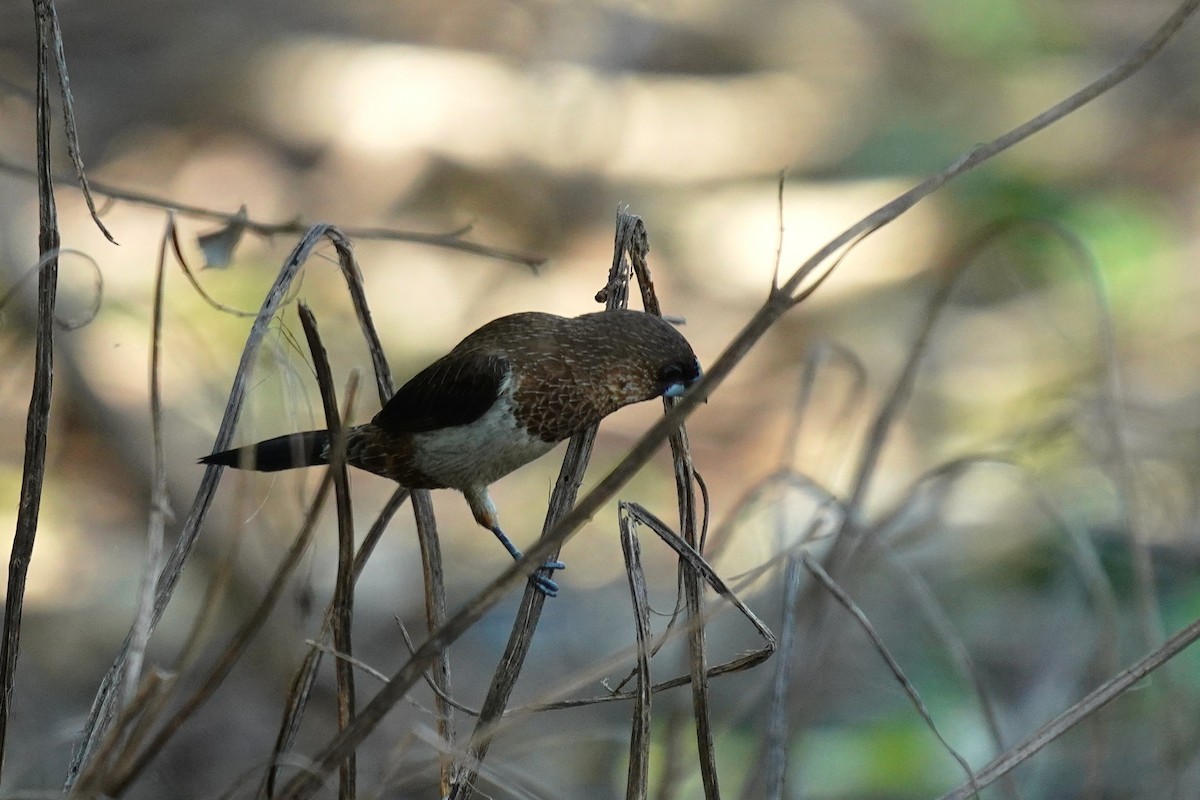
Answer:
531;560;566;597
531;573;559;597
489;523;568;597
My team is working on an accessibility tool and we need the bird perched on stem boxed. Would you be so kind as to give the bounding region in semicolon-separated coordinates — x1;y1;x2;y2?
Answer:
201;309;702;596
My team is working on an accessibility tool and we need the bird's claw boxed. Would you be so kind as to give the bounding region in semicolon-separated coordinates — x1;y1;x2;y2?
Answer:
530;560;566;597
492;524;566;596
531;573;560;597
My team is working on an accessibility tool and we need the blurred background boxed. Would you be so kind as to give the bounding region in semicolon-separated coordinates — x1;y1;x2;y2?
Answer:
2;1;1200;797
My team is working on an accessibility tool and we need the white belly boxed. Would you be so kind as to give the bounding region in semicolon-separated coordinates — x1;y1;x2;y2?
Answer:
409;394;556;488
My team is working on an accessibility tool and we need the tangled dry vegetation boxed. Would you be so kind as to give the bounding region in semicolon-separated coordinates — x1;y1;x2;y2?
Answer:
2;2;1200;799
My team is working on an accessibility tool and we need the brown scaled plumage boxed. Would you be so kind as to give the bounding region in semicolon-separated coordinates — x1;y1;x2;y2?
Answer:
201;309;702;596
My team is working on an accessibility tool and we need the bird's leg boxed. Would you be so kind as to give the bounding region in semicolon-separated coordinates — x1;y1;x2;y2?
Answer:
488;524;564;597
465;487;565;597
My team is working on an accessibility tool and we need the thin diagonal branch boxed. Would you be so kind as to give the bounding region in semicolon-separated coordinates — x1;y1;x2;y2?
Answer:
273;6;1200;792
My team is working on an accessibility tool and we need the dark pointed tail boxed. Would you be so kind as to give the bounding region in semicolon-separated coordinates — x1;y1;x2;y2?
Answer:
200;430;330;472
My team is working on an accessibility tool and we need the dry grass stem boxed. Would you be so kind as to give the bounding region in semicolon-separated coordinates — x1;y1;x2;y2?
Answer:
620;511;654;800
42;1;114;243
296;304;358;799
740;553;803;800
0;1;63;776
70;224;377;784
39;3;1194;795
622;216;722;799
122;215;176;710
97;449;346;795
264;487;409;796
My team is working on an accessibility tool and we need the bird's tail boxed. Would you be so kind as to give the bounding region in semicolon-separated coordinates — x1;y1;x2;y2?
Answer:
200;430;331;472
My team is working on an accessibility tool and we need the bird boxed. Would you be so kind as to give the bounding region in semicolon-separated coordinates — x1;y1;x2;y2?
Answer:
201;309;702;596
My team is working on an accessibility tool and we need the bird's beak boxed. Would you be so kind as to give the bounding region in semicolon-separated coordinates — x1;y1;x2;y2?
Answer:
664;368;704;400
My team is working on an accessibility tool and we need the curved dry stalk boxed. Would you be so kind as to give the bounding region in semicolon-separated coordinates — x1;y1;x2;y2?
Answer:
1039;220;1186;773
259;228;452;795
838;225;1020;559
0;247;103;330
166;223;258;317
68;224;365;785
614;503;776;688
788;221;1137;763
626;501;769;800
305;219;457;793
335;242;457;795
92;451;344;796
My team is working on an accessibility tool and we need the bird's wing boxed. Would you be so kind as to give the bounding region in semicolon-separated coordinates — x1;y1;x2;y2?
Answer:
371;352;510;434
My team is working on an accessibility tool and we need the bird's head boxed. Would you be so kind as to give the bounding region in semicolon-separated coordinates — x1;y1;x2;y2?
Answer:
574;310;702;407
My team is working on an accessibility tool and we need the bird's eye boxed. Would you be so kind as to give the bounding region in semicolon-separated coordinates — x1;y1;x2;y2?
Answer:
660;363;685;383
659;360;700;398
